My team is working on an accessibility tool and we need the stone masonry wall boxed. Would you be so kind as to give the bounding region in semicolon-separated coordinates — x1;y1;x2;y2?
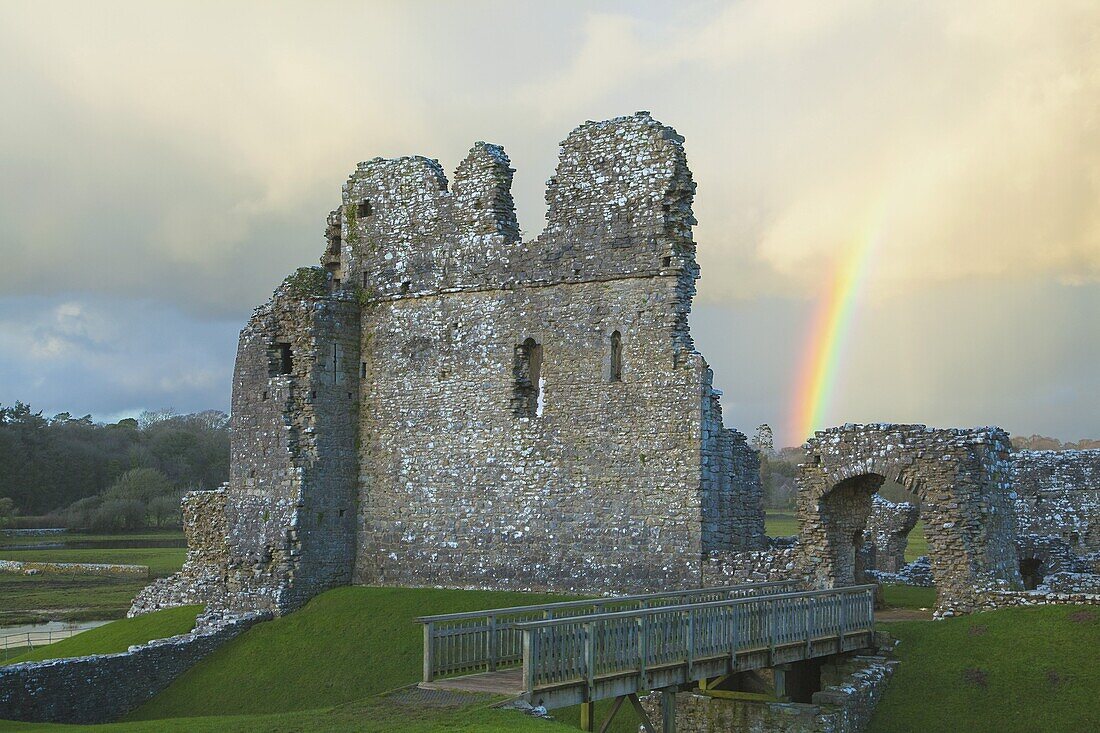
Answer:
1012;450;1100;553
640;655;897;733
129;488;229;616
0;611;266;724
179;113;767;613
797;425;1022;616
859;495;919;573
221;274;360;614
348;113;765;593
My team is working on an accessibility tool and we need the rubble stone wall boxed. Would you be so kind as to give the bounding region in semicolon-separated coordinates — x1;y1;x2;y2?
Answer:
1012;450;1100;553
0;612;266;724
129;488;228;616
349;113;764;593
221;282;361;614
860;495;919;573
797;424;1022;615
169;113;768;613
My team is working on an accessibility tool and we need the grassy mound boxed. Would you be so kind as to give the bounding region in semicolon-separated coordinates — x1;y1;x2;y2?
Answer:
3;606;203;665
130;586;572;720
870;605;1100;732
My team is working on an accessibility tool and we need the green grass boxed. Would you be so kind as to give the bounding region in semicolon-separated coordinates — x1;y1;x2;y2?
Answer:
3;606;201;664
0;548;185;576
904;521;927;562
130;586;575;719
0;586;582;732
0;698;566;732
0;573;151;625
765;511;798;537
870;605;1100;732
880;583;936;610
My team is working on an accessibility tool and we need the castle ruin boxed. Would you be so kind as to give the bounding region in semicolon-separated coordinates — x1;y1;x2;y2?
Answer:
136;113;768;616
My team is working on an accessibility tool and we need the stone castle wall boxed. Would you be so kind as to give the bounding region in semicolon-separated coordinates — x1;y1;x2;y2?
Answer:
348;114;763;592
221;280;361;613
1012;450;1100;553
175;113;769;612
129;488;228;616
859;495;919;574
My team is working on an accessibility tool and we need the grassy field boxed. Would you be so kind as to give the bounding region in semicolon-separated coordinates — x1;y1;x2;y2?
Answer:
0;548;185;576
4;606;201;664
0;574;152;625
880;583;936;610
765;511;929;563
0;542;185;624
870;605;1100;732
764;511;798;537
0;587;1094;732
0;531;185;548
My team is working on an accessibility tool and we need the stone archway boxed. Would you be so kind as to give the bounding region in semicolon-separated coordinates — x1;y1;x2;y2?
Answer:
797;424;1023;615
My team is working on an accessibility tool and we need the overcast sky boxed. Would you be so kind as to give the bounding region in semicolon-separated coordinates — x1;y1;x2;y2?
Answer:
0;1;1097;445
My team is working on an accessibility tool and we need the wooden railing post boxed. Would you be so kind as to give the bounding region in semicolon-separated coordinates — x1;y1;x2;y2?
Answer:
423;622;435;683
487;614;498;672
522;629;535;692
837;592;846;653
637;615;648;688
584;621;596;699
684;610;694;679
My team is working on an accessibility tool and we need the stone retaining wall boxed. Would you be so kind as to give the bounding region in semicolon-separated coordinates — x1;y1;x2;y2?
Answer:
0;611;267;723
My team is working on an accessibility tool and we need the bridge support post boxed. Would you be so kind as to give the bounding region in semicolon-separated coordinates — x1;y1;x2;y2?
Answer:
580;701;594;732
774;665;789;702
660;686;676;733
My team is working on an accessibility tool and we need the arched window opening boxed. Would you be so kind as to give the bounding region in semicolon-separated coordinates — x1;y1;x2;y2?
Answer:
609;330;623;382
513;337;543;418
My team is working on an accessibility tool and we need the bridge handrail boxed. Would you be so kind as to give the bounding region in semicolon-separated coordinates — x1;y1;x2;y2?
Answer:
418;581;802;682
511;584;877;629
520;584;876;696
415;581;798;624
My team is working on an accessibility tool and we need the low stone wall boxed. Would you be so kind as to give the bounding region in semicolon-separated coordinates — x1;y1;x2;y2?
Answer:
640;655;897;733
0;560;148;578
0;529;66;537
972;588;1100;613
866;556;934;588
0;610;268;724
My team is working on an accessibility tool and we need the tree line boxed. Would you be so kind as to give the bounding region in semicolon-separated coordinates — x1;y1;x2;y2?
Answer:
0;403;229;530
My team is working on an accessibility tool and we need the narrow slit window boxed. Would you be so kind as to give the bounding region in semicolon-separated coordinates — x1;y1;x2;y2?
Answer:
610;330;623;382
277;343;293;375
513;337;543;418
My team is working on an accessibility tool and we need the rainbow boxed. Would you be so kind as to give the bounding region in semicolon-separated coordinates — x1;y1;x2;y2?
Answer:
789;217;884;445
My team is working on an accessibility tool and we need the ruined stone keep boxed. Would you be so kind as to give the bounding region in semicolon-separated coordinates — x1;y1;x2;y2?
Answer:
175;113;767;614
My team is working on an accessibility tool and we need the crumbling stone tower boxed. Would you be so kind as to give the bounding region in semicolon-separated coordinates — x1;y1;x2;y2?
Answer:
220;113;766;613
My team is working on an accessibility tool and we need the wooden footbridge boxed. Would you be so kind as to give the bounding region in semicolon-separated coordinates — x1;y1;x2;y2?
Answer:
417;582;876;732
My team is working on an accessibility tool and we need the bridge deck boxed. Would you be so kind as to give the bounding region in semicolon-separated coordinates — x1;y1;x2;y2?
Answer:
417;583;877;711
421;668;525;696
